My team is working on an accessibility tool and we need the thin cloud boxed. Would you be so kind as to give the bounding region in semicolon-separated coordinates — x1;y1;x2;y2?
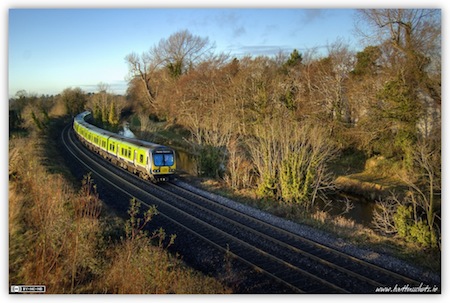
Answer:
228;44;292;57
233;26;246;38
216;11;247;39
78;80;127;95
300;9;326;26
261;24;278;39
226;43;331;58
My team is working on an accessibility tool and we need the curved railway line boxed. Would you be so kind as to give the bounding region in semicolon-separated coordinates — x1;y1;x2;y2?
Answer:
61;123;432;294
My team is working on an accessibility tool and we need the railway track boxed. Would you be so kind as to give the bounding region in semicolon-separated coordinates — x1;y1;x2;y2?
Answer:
61;124;427;293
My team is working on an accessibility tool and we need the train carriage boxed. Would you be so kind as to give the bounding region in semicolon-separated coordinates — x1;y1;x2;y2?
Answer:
73;111;176;182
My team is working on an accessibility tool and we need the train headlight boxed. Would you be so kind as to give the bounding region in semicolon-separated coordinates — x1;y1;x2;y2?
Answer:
153;169;160;173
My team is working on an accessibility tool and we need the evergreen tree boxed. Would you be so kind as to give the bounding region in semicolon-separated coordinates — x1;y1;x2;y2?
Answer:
285;49;302;67
108;102;119;126
352;46;381;76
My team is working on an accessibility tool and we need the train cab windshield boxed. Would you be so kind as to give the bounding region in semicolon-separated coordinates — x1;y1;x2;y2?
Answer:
153;151;174;166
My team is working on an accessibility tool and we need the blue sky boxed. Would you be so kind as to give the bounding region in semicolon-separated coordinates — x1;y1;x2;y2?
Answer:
8;8;361;97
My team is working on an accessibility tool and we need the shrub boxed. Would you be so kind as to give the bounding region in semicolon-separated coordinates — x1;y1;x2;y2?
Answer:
102;198;228;294
393;205;413;238
409;219;436;248
392;204;438;248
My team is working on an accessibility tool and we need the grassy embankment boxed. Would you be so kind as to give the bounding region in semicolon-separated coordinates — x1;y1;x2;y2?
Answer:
130;118;440;274
331;151;409;201
8;119;230;294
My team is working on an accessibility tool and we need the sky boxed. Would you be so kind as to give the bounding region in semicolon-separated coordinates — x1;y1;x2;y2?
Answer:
8;7;361;97
7;1;446;98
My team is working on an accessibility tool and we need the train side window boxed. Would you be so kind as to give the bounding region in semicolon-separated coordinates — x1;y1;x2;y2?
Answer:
140;154;143;163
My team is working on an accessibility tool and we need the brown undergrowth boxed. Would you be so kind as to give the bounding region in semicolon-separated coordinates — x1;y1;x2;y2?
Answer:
9;134;229;294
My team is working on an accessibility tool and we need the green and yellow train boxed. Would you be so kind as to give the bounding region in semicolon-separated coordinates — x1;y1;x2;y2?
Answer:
73;111;176;182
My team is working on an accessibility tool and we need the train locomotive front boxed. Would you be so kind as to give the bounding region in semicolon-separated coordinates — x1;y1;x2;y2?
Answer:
148;146;176;181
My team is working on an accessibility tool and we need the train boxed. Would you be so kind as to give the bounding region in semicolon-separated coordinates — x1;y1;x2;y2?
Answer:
73;111;176;182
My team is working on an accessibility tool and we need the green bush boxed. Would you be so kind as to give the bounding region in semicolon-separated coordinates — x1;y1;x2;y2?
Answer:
393;205;413;238
408;220;437;247
393;205;437;248
279;153;314;206
256;174;277;199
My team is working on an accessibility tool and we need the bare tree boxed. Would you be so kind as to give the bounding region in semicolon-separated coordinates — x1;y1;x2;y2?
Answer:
311;40;354;123
372;194;401;235
356;9;440;57
355;9;440;98
125;30;215;110
61;87;87;117
151;29;215;78
125;52;158;107
403;140;440;242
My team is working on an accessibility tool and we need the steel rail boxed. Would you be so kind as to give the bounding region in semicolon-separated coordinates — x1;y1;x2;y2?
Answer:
63;123;423;293
164;182;423;288
62;125;311;293
151;181;382;291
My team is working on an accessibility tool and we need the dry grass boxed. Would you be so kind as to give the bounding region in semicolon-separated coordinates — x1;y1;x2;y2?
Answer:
312;210;356;230
103;237;228;294
9;133;229;294
9;136;94;292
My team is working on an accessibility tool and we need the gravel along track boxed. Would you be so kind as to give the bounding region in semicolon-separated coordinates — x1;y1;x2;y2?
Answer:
61;124;441;294
171;181;441;292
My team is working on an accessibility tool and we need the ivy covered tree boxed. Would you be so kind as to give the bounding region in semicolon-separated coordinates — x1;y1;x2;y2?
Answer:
355;9;440;162
375;76;422;164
